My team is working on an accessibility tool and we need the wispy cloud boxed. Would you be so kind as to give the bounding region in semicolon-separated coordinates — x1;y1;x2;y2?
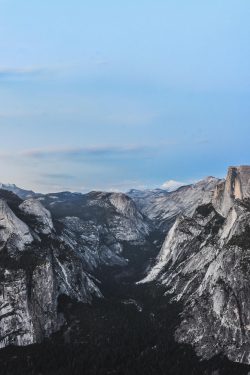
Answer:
0;110;47;119
0;138;207;163
104;180;148;192
0;66;50;80
195;139;210;145
42;173;77;180
21;145;152;160
106;112;157;126
0;61;108;82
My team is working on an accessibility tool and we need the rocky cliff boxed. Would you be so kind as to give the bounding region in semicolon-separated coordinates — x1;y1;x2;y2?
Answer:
128;176;221;232
213;166;250;216
0;189;150;348
141;166;250;364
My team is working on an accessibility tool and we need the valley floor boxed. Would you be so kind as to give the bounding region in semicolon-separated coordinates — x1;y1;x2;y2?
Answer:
0;266;249;375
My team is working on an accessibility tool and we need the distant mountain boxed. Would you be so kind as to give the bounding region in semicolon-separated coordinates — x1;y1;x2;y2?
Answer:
0;183;39;199
128;176;222;232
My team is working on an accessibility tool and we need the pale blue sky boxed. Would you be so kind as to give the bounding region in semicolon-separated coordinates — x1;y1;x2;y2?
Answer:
0;0;249;192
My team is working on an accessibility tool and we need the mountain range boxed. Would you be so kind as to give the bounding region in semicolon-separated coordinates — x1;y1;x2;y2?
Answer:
0;166;250;374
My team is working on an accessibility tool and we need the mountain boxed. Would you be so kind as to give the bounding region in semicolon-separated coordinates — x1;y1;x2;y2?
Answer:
128;176;221;232
1;168;250;374
213;165;250;216
0;190;101;349
0;183;38;199
0;189;150;349
141;166;250;364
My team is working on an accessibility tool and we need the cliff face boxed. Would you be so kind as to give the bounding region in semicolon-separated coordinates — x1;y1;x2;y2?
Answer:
141;166;250;364
0;190;150;349
129;177;221;232
0;260;60;348
0;196;101;348
213;166;250;216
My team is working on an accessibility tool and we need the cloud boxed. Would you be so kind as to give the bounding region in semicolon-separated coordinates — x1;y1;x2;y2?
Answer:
161;179;189;191
0;60;110;83
42;173;77;180
0;66;49;80
103;180;148;192
0;110;47;119
195;139;210;145
21;145;152;160
106;112;156;126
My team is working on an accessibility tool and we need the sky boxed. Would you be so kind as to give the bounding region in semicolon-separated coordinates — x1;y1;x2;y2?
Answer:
0;0;250;193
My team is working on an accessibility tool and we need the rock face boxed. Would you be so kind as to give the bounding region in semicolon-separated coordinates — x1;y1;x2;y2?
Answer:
0;199;33;253
0;194;102;348
0;189;150;349
141;166;250;364
19;199;54;235
128;177;221;232
40;190;150;246
0;261;59;349
213;166;250;216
